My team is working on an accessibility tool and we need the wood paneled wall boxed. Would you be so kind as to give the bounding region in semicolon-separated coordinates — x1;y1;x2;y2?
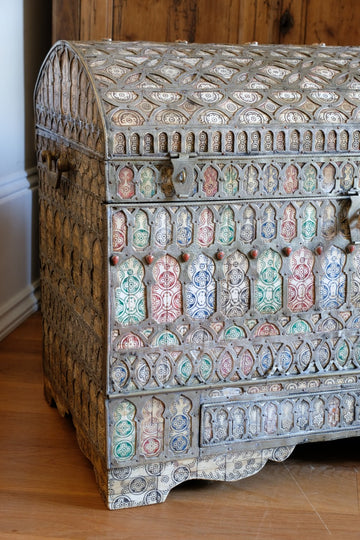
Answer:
52;0;360;45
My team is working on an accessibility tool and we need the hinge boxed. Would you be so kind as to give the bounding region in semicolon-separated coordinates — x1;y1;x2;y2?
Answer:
170;152;198;198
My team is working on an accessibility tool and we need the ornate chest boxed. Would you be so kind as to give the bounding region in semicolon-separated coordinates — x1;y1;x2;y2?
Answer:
35;40;360;509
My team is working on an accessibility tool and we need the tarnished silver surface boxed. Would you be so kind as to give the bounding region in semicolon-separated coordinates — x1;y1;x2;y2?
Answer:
34;40;360;509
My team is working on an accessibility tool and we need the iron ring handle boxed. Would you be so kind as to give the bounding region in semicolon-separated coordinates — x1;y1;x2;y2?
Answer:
41;150;71;188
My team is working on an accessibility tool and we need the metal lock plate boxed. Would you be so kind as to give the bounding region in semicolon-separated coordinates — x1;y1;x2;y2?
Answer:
170;153;198;198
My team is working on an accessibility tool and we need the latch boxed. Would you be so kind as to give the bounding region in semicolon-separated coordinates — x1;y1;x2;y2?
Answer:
347;189;360;244
170;152;198;198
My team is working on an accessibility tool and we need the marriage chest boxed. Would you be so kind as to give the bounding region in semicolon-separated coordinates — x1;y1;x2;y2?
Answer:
35;40;360;509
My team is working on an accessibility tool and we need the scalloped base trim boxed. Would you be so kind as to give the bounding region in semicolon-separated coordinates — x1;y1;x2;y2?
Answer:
105;446;295;509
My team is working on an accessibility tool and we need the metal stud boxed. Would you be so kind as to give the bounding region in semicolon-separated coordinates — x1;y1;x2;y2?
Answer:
283;246;292;257
110;254;120;266
145;254;154;264
249;249;259;259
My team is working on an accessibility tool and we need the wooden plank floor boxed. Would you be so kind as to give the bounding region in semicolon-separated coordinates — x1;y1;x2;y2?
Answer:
1;312;360;539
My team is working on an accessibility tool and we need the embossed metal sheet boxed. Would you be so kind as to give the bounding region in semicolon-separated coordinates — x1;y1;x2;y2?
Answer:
35;40;360;509
108;197;360;398
35;40;360;160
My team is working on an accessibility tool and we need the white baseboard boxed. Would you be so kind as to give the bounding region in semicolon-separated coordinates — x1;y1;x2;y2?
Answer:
0;166;38;202
0;280;40;341
0;166;40;341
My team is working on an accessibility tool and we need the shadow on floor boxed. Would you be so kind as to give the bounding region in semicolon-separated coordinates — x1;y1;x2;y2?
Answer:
292;436;360;462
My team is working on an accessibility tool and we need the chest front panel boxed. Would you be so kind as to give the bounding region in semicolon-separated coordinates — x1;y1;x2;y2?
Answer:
108;156;360;397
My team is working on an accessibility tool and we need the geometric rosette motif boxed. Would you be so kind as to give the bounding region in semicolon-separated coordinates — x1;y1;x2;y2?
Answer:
151;255;182;323
264;164;278;194
118;333;144;349
303;164;317;192
240;350;254;376
139;167;156;198
261;205;277;241
202;165;218;196
118;166;135;199
197;208;215;247
113;401;136;461
281;204;297;242
254;323;279;336
198;354;213;382
154;208;172;248
177;356;193;384
133;210;150;250
255;249;282;314
340;162;354;190
169;396;192;454
221;251;250;317
286;319;311;334
319;246;346;309
176;208;193;246
284;165;298;194
301;204;317;241
186;254;215;319
240;206;256;243
219;206;235;245
112;211;127;251
243;165;259;195
223;165;239;196
288;248;315;312
152;330;179;346
115;257;146;325
224;325;245;340
140;398;165;458
218;351;234;379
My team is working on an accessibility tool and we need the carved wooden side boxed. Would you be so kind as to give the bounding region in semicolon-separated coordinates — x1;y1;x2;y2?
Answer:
38;132;107;467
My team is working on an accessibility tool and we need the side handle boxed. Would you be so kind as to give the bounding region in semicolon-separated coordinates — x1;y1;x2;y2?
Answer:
41;150;71;188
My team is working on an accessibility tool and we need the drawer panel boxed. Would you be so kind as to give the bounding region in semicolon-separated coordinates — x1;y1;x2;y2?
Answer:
200;386;360;449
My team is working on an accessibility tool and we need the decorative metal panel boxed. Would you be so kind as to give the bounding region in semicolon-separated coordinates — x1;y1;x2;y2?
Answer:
140;398;165;458
255;249;282;314
113;401;136;461
35;40;360;178
35;39;360;510
197;208;215;247
288;248;315;312
186;254;215;320
151;255;182;323
221;251;250;317
319;246;346;309
114;257;147;325
200;389;360;447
